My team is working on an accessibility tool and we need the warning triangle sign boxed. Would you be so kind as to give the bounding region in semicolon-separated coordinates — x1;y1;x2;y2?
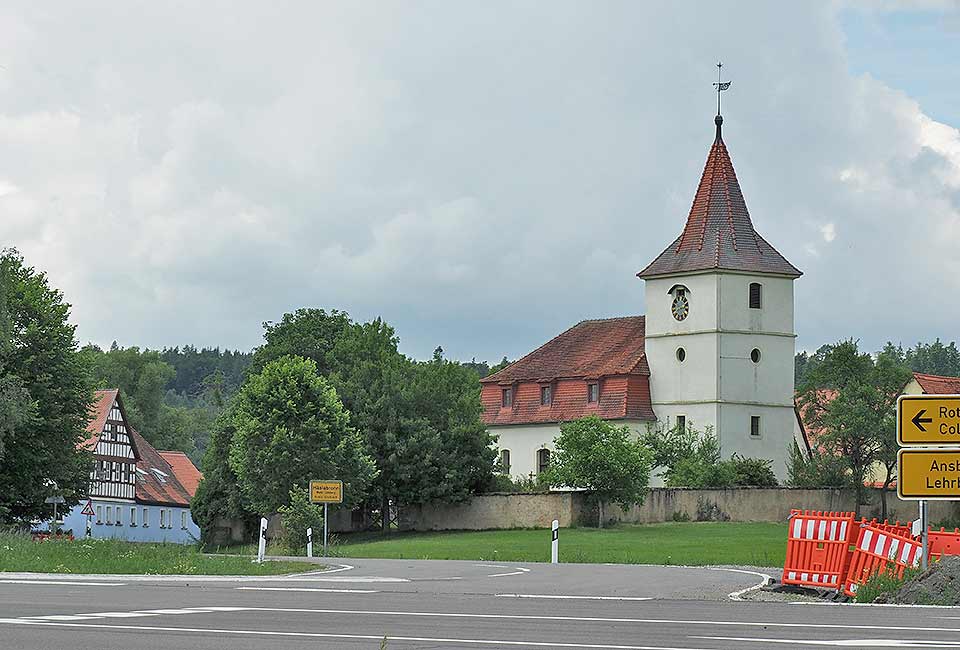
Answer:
80;500;95;517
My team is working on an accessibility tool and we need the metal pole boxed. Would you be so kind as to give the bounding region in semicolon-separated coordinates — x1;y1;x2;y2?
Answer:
323;503;329;556
307;527;313;558
551;519;559;564
52;502;58;535
921;500;929;571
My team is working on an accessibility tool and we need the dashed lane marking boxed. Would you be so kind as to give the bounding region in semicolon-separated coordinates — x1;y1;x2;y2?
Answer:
235;587;379;593
0;579;126;587
496;594;654;601
0;619;723;649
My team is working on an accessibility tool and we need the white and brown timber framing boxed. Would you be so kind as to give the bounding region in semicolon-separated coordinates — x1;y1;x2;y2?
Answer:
85;391;140;501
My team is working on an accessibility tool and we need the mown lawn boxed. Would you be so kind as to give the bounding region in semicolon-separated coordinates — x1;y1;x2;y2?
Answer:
329;521;787;567
0;531;310;575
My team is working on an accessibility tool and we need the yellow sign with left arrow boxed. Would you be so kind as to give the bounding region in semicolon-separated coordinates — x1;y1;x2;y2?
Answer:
897;395;960;446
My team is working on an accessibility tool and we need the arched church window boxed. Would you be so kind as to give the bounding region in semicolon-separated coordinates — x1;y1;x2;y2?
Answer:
749;283;762;309
676;348;686;362
750;348;761;363
537;448;551;474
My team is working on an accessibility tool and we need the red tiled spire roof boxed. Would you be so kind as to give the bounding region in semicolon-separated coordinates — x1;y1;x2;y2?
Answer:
912;372;960;395
638;118;801;279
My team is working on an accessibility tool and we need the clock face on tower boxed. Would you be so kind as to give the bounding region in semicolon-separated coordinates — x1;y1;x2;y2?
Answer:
671;292;689;321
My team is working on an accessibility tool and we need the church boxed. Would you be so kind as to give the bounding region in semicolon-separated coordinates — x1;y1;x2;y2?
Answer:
481;109;802;481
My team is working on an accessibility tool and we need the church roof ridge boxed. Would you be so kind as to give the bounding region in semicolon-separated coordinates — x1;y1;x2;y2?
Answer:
638;122;801;280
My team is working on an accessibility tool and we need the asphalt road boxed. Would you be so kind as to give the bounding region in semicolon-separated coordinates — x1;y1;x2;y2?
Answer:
1;559;958;649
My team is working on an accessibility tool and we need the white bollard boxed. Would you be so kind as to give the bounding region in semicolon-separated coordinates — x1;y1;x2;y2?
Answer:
551;519;559;564
307;527;313;558
257;517;267;564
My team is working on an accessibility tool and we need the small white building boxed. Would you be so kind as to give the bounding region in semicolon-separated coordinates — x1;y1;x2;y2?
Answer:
482;113;801;480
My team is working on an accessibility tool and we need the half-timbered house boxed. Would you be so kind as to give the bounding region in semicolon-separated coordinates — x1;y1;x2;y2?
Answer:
59;389;202;543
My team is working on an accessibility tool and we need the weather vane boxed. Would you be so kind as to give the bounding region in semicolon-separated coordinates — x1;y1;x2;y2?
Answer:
713;61;731;116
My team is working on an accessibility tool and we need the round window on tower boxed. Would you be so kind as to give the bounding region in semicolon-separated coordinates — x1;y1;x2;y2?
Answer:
750;348;761;364
676;347;686;363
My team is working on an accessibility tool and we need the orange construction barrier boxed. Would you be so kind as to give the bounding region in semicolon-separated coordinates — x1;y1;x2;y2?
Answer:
843;524;923;597
869;519;912;539
782;510;857;591
927;527;960;560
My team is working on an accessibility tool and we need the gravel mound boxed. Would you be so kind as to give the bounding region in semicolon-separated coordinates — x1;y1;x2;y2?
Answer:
878;556;960;605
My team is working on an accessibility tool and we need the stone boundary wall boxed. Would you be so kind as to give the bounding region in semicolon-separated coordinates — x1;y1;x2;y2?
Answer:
400;488;959;531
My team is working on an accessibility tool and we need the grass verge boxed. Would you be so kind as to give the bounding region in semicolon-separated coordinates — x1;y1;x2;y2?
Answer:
854;569;917;603
0;531;310;575
293;522;785;566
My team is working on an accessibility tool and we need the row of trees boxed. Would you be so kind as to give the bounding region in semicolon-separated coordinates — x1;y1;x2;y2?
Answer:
192;309;497;537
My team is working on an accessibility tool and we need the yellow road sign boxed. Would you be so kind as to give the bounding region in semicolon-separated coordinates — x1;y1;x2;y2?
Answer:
897;394;960;446
309;480;343;504
898;448;960;500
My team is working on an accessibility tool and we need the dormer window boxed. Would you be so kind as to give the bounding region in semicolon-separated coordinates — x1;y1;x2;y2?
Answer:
501;387;513;408
749;282;762;309
540;385;552;406
587;383;599;403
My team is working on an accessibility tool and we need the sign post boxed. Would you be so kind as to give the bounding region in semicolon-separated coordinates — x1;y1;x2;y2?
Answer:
257;517;267;564
897;395;960;569
44;495;65;535
309;480;343;557
551;519;559;564
80;500;95;538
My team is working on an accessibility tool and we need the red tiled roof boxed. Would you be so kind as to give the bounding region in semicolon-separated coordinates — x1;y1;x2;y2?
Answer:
912;372;960;395
132;430;194;507
159;451;203;497
481;317;650;384
638;120;801;279
80;389;119;450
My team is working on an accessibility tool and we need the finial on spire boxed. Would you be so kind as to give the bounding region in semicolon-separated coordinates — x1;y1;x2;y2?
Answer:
712;61;731;139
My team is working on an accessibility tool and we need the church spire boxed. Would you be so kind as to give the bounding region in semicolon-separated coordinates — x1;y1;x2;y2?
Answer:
713;61;731;140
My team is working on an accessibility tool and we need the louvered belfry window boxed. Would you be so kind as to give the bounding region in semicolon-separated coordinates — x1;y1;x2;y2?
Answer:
749;283;762;309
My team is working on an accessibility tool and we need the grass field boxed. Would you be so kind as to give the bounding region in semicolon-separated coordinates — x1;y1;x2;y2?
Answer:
326;522;787;566
0;531;310;575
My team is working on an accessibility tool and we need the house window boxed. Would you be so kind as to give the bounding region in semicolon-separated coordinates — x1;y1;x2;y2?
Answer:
96;505;102;524
115;507;122;526
501;387;512;408
181;511;188;530
143;508;149;527
751;416;761;438
676;415;686;432
499;449;511;474
540;385;552;406
130;507;137;527
160;510;166;529
537;448;551;474
587;383;599;403
106;506;113;525
749;283;762;309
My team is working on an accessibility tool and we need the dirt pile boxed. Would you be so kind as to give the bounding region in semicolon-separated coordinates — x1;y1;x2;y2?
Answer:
877;556;960;605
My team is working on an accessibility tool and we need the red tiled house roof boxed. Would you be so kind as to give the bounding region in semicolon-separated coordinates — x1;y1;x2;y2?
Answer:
912;372;960;394
80;388;120;450
480;316;655;425
159;451;203;497
638;117;802;280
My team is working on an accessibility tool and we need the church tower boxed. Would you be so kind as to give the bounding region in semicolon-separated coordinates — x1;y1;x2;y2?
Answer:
637;101;802;478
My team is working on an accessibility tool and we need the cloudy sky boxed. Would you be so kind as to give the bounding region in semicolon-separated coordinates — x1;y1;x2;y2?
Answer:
2;1;959;363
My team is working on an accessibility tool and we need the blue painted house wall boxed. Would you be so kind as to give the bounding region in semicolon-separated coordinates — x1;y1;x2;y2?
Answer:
60;499;200;544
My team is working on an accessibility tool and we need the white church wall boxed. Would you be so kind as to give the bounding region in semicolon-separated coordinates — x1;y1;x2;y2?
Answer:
646;332;719;405
718;333;795;406
717;273;794;334
718;403;796;479
643;274;719;336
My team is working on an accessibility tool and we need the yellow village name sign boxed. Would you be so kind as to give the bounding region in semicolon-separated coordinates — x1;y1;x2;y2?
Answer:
309;480;343;504
897;395;960;446
897;448;960;500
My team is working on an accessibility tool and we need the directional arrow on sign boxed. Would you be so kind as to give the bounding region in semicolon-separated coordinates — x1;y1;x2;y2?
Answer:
912;409;934;432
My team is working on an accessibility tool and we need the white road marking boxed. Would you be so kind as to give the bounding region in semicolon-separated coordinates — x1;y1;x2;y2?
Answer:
21;615;105;621
694;636;960;648
797;602;960;610
488;567;531;578
294;576;408;583
704;567;773;601
283;563;355;577
0;618;722;649
83;612;161;618
0;579;126;587
234;587;380;594
474;563;511;569
496;594;654;601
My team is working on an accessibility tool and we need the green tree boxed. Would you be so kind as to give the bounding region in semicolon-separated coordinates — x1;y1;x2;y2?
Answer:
251;308;352;375
0;250;92;523
786;442;849;489
543;415;651;528
797;339;911;517
277;487;325;550
228;355;376;515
